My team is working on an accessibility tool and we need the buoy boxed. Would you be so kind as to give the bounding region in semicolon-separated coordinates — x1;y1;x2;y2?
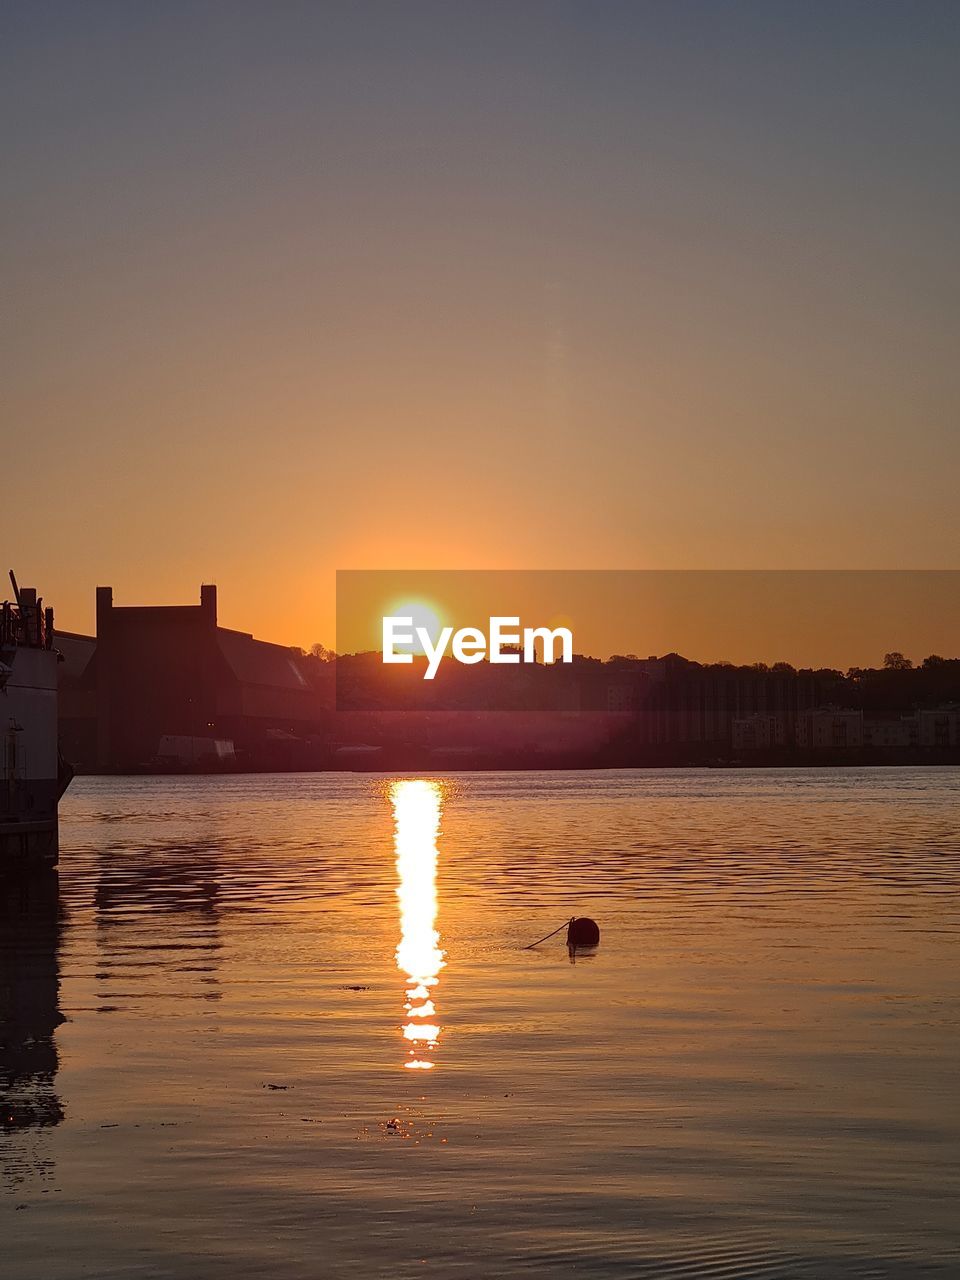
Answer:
523;916;601;950
566;917;600;948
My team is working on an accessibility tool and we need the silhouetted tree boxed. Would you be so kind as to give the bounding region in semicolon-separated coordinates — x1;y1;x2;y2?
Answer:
883;651;913;670
923;654;947;669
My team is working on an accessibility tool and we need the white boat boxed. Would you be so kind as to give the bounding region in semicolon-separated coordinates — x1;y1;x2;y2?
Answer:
1;572;72;872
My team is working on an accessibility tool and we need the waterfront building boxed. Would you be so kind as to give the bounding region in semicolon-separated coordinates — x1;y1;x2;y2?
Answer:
917;705;960;748
67;585;327;771
863;717;919;748
795;706;863;749
732;714;786;750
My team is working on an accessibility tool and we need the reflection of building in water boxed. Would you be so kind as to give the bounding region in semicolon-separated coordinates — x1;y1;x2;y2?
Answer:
391;780;445;1071
0;874;65;1190
95;843;223;1008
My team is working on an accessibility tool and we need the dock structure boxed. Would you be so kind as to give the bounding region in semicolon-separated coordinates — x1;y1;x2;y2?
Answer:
1;574;71;873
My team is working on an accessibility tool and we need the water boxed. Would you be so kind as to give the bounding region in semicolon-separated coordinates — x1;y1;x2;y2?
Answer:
3;768;959;1278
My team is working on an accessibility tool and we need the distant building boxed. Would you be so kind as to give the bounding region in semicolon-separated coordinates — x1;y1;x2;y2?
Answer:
64;585;327;771
635;657;839;749
796;706;863;749
918;705;960;748
732;714;785;750
863;716;918;748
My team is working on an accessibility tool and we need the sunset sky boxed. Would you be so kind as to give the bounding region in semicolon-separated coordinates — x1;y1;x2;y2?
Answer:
4;2;959;652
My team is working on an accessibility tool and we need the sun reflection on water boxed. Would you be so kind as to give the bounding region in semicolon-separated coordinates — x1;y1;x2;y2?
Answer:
391;779;445;1070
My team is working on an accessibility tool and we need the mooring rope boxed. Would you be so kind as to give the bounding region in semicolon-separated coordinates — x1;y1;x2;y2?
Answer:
523;918;573;949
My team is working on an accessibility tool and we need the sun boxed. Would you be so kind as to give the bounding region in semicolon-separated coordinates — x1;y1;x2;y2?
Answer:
384;597;445;657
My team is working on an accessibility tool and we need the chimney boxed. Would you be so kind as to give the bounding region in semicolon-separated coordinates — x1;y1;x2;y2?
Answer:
96;586;113;635
200;583;217;624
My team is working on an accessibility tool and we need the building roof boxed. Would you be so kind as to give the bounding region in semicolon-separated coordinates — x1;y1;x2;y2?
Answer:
53;630;97;681
215;628;310;691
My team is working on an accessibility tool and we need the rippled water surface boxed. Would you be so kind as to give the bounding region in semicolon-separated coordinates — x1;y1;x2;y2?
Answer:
3;768;960;1278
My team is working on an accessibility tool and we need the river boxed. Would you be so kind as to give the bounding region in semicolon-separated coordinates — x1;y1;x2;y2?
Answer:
3;768;959;1277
